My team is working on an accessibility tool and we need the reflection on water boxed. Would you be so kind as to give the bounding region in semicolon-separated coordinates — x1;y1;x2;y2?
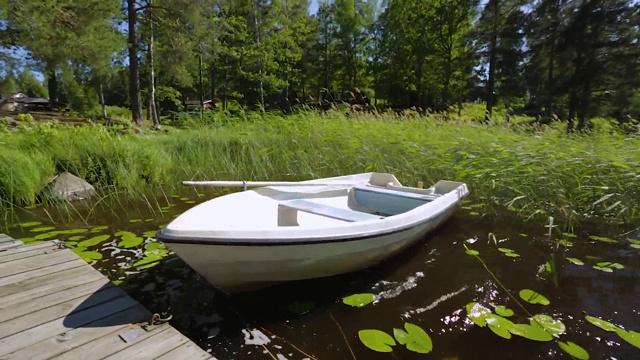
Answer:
3;192;640;359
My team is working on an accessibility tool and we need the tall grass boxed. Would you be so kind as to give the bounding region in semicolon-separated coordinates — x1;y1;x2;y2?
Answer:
1;110;638;226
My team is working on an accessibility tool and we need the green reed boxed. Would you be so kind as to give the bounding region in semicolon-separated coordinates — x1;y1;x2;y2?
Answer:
1;110;638;226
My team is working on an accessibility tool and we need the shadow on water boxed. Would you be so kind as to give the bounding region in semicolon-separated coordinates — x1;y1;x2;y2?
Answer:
6;192;640;359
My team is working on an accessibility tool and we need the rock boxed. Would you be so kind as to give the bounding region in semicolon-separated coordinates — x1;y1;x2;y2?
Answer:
51;172;97;201
0;100;16;112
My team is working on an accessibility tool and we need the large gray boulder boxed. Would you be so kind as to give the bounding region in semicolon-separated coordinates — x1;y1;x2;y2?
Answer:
51;172;97;201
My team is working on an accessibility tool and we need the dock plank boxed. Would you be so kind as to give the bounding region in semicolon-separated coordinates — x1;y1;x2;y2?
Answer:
3;305;151;360
0;278;108;323
0;257;86;287
0;249;78;278
0;242;58;263
0;295;139;356
101;327;189;360
0;240;212;359
157;342;216;360
0;265;106;307
0;233;14;244
0;280;120;339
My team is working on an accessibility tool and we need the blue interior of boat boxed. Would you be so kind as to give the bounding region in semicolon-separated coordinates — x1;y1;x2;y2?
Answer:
351;185;439;216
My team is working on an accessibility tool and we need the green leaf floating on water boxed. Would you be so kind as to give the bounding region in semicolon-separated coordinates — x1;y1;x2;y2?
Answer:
343;293;376;307
557;239;574;247
78;235;111;248
510;323;554;341
531;314;566;336
584;315;619;332
615;328;640;349
626;238;640;245
558;341;590;360
392;323;433;354
18;221;42;228
466;302;492;327
91;225;109;232
144;242;166;251
567;257;585;266
563;232;577;238
495;305;514;317
34;232;61;240
72;247;103;263
519;289;550;305
486;314;515;339
589;235;618;244
68;235;85;241
358;329;396;352
129;219;142;223
593;262;624;272
498;248;520;258
30;226;56;233
57;229;89;235
117;236;144;249
631;244;640;249
142;230;157;238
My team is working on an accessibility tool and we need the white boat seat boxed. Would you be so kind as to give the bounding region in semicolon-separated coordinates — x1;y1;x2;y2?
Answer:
349;185;441;216
278;199;383;226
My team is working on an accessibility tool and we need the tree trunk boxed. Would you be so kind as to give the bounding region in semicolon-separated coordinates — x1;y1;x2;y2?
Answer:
199;54;204;119
567;90;577;133
210;65;216;108
46;64;58;104
485;0;499;123
99;80;108;119
127;0;143;124
416;56;425;109
546;0;559;120
577;79;591;132
148;7;159;128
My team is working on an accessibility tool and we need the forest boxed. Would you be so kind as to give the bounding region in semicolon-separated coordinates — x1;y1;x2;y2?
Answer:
0;0;638;130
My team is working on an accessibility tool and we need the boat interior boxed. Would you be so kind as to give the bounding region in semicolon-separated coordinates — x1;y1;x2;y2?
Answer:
276;180;461;227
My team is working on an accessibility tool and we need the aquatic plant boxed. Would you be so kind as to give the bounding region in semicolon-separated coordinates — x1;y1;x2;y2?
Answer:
1;110;640;227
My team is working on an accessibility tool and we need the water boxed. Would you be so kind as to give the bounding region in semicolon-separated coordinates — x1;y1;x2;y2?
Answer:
4;192;640;359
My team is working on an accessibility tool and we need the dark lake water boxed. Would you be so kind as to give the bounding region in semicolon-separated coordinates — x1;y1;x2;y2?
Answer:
3;190;640;360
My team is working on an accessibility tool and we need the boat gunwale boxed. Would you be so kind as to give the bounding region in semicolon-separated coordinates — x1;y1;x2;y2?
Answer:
156;197;461;246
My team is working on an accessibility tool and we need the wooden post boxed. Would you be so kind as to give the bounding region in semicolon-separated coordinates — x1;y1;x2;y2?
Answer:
416;181;424;189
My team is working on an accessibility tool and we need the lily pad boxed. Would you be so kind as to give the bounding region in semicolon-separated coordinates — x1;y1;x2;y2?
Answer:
392;323;433;354
563;232;577;238
495;305;514;317
117;236;144;249
78;235;111;248
465;249;480;256
142;230;157;238
57;229;89;235
358;329;396;353
626;238;640;245
615;328;640;349
129;219;142;223
531;314;566;336
72;247;103;263
115;231;136;237
632;244;640;249
132;253;164;268
343;293;376;307
558;341;590;360
34;232;60;240
486;314;515;339
558;239;574;247
18;221;42;228
287;301;315;315
144;242;166;252
567;257;585;266
510;323;554;342
584;315;619;332
519;289;550;306
589;235;617;244
596;261;624;270
91;226;109;232
466;302;492;327
30;226;56;233
68;235;85;241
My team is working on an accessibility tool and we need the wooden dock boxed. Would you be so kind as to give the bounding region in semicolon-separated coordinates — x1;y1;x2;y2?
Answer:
0;236;215;360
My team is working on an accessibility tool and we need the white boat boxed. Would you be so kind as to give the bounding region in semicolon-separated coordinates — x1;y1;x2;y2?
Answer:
157;172;469;295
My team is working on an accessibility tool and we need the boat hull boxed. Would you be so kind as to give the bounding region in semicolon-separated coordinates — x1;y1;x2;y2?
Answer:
161;202;458;295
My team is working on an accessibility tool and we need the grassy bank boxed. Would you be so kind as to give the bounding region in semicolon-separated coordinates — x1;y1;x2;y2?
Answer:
1;109;638;227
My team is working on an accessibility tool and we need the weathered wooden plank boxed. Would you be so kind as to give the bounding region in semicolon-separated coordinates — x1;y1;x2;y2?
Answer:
156;342;214;360
0;258;86;287
0;242;58;263
0;242;23;252
51;324;171;360
0;278;109;323
0;233;14;244
0;281;120;339
0;265;105;306
2;305;151;360
0;249;78;279
100;327;188;360
0;295;139;356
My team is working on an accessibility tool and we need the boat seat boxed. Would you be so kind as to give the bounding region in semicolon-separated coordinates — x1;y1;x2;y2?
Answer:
278;199;383;226
349;185;441;216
